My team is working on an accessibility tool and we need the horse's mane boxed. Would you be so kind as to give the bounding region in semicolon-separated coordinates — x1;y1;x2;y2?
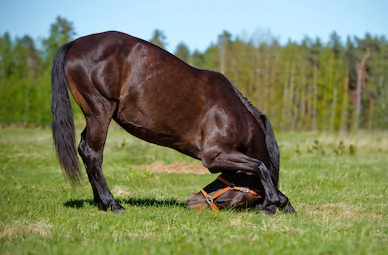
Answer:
229;82;280;186
229;83;262;119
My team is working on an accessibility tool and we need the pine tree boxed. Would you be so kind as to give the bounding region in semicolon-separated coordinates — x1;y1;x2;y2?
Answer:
149;29;168;50
174;42;190;64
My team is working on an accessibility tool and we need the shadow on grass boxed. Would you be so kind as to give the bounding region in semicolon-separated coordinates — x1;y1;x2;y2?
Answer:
64;197;186;209
64;199;96;208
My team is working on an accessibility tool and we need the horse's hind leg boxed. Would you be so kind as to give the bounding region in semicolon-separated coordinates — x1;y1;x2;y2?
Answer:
78;104;125;212
78;129;100;205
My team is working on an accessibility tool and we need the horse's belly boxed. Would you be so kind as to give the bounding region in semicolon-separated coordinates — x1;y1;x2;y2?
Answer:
114;112;202;160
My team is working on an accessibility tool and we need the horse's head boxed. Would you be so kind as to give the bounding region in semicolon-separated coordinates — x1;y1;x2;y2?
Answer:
186;172;264;211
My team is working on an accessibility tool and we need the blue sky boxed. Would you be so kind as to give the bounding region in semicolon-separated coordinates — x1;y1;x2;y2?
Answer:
1;0;387;53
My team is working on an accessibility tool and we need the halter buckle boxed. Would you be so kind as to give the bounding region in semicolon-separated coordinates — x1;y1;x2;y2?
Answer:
241;187;250;193
206;195;214;204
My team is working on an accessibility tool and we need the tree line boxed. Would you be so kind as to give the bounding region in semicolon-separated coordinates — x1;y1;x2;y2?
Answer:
1;17;387;132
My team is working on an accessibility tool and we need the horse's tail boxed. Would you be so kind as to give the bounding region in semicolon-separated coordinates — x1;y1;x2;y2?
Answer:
51;41;81;185
261;115;280;187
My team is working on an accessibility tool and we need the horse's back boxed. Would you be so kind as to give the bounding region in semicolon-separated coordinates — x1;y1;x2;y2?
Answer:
65;31;202;104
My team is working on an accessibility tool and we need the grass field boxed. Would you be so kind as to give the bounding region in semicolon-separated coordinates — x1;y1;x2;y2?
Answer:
1;128;387;255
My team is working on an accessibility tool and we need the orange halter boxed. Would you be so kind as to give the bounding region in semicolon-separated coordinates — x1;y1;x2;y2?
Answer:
200;176;262;211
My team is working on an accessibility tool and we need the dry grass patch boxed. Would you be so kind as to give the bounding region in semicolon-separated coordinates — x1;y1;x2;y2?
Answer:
229;216;255;229
297;202;385;222
112;185;132;198
144;162;209;174
0;220;52;239
302;202;358;217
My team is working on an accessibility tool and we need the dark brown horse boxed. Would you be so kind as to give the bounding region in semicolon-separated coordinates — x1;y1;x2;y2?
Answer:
51;31;295;214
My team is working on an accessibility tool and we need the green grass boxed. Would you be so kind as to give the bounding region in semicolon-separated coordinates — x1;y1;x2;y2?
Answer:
1;128;387;255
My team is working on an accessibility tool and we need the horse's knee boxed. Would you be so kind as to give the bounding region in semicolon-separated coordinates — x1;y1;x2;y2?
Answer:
201;150;222;173
78;129;88;159
78;139;101;169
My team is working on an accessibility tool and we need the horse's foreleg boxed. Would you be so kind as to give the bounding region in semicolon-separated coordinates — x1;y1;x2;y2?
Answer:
277;190;297;213
78;115;125;212
202;151;279;214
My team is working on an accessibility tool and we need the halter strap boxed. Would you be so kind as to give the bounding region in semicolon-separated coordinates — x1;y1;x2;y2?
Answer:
201;176;262;211
217;176;262;195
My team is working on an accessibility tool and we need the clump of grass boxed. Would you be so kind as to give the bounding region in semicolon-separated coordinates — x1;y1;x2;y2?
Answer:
294;144;302;156
296;140;357;157
304;140;326;156
114;139;127;151
349;144;356;155
334;140;345;156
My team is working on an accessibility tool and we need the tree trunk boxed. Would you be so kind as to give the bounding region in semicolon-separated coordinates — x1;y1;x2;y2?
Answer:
340;65;349;133
354;47;371;131
281;63;290;131
263;51;271;113
311;62;318;131
368;97;375;130
219;45;226;74
289;62;296;131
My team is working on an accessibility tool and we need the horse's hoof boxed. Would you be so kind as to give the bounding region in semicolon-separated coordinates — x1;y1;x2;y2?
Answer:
260;209;276;215
283;203;297;214
111;202;126;213
255;204;276;215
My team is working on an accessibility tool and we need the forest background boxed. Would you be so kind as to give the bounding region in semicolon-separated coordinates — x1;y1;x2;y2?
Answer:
1;17;387;132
